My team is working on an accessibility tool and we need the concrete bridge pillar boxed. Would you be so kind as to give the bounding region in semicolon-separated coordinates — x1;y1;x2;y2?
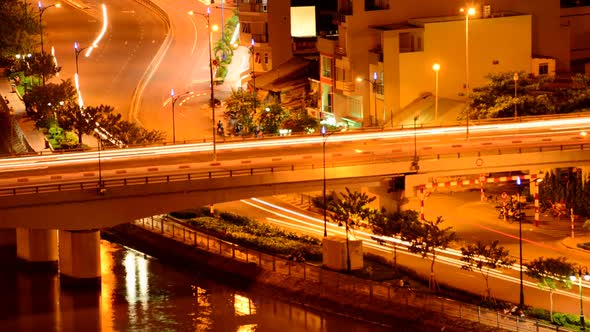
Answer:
16;228;58;269
58;230;101;287
361;178;409;214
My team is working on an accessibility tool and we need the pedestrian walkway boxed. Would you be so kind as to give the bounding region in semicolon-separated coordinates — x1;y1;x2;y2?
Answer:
1;76;51;154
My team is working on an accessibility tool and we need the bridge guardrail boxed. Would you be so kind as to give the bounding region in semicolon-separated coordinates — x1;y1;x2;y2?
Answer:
0;142;587;197
131;216;573;332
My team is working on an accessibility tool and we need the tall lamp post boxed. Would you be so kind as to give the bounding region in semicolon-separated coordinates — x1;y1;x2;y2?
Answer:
516;176;524;308
513;73;519;120
460;7;475;138
97;134;106;195
74;41;88;108
432;63;440;122
188;7;217;160
321;125;328;237
250;38;257;113
372;71;378;126
38;1;61;85
570;267;590;331
411;114;420;171
170;89;192;144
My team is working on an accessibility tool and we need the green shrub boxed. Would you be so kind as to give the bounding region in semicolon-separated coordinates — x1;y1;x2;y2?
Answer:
219;212;251;226
169;211;198;219
185;212;322;261
525;307;551;321
552;312;580;328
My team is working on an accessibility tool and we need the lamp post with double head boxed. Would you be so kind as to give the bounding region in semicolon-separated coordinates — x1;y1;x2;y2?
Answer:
460;6;475;138
570;267;590;331
38;1;61;85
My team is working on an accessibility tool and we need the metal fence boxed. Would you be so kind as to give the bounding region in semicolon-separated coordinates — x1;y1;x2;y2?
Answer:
132;216;575;332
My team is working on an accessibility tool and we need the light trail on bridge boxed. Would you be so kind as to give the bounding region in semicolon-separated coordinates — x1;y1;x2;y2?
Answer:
0;116;588;174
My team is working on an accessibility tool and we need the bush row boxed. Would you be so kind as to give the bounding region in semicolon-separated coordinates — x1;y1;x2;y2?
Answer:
170;210;322;261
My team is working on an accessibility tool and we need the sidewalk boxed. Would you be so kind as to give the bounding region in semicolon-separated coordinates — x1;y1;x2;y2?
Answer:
1;76;51;154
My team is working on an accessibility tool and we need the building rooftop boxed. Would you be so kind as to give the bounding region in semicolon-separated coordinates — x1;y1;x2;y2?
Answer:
408;11;523;27
371;11;525;32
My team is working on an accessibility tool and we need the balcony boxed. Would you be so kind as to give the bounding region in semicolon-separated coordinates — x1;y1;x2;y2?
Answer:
240;33;268;46
292;37;317;55
336;80;355;92
238;2;267;14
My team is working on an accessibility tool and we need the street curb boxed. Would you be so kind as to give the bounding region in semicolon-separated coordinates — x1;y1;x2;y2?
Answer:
561;237;590;255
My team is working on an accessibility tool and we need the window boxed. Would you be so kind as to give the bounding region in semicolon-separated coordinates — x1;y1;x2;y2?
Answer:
365;0;389;11
539;63;549;75
321;56;332;78
264;53;269;64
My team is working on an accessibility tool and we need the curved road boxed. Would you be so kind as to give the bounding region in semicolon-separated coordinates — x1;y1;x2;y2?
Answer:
46;0;166;117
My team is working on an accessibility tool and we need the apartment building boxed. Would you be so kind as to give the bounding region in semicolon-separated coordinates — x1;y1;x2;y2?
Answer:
317;0;567;127
238;0;291;77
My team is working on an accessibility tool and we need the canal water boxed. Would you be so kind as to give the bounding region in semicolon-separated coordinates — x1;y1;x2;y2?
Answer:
0;240;392;332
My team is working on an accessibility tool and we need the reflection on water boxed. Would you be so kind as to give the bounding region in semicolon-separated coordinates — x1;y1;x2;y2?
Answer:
0;241;390;331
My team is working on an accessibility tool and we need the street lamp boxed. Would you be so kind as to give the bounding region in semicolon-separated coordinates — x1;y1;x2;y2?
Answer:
188;7;217;160
321;125;328;237
460;6;475;138
372;71;378;126
411;114;420;171
570;267;590;331
432;63;440;122
513;73;519;120
97;134;106;195
74;41;88;108
250;38;257;113
170;88;192;144
516;176;524;309
38;1;61;85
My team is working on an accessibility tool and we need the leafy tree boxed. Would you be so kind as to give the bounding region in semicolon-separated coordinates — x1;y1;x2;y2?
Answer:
524;257;574;322
465;72;590;121
369;209;419;269
23;79;77;128
402;216;456;290
280;108;319;133
60;104;115;145
330;188;376;271
27;52;60;83
0;1;39;58
539;168;590;217
223;88;258;134
460;240;515;301
464;72;552;120
106;119;164;146
255;102;288;135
